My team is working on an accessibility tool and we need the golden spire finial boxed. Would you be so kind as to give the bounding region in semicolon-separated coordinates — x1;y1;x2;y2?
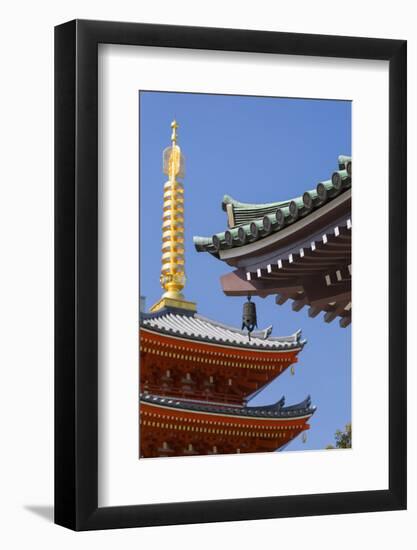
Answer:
150;120;196;313
171;119;178;144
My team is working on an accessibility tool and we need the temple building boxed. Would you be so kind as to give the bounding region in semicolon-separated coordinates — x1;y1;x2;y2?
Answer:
139;121;316;458
194;156;352;327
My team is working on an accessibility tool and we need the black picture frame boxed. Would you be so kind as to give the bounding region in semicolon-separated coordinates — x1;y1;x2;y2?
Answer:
55;19;407;531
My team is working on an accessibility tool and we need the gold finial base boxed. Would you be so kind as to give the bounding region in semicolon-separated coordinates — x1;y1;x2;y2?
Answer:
149;296;197;313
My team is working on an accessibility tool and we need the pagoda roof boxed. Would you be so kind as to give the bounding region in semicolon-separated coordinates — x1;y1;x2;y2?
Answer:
193;155;351;259
140;393;316;420
140;307;305;351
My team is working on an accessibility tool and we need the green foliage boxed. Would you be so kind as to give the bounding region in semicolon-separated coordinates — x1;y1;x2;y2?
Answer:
326;423;351;449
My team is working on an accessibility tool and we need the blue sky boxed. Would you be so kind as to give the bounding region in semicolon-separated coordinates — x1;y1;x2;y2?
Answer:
139;91;351;452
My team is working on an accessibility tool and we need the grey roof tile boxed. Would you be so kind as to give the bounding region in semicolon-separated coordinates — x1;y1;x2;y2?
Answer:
141;309;305;351
140;393;316;419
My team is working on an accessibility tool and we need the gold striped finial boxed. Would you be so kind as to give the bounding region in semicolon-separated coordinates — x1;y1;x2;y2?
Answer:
150;121;196;313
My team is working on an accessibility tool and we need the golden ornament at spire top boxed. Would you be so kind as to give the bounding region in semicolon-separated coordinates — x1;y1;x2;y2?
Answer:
150;121;196;313
171;119;178;144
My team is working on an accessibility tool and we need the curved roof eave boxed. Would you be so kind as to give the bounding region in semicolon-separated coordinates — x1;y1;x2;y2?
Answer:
193;156;352;260
140;393;317;420
140;310;305;351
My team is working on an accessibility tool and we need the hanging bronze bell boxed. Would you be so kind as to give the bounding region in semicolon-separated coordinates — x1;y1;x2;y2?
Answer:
242;296;257;335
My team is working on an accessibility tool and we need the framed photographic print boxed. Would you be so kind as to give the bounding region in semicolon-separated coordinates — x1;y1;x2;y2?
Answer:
55;20;406;530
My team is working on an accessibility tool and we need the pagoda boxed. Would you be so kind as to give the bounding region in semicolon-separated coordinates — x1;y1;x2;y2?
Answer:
139;121;315;458
194;156;352;327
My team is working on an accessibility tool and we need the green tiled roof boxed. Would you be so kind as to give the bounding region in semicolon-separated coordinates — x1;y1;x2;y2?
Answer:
221;195;290;227
194;155;351;254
